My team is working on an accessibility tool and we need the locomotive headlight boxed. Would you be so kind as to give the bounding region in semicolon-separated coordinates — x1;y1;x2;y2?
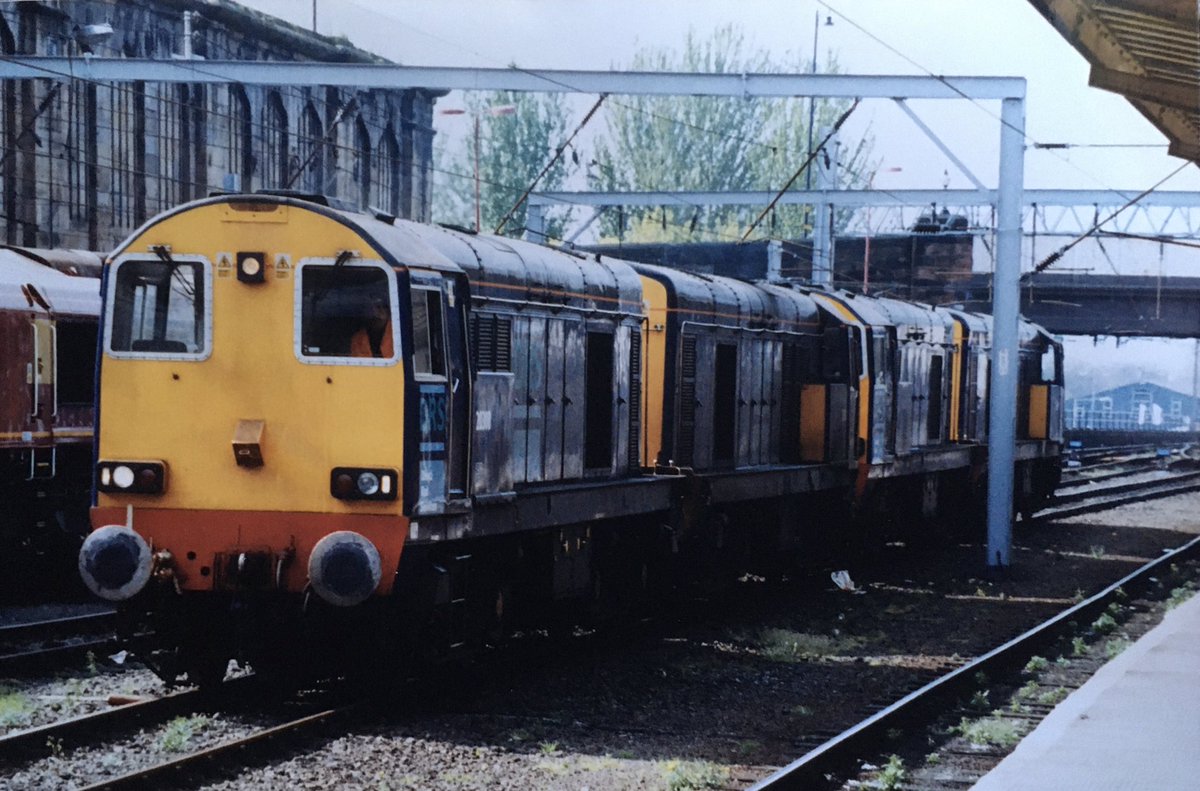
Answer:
356;471;380;496
236;251;266;284
330;467;397;501
97;460;166;494
112;465;135;489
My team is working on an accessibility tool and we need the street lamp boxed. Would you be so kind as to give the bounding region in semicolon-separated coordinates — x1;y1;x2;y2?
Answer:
804;12;834;237
863;166;902;294
440;104;516;232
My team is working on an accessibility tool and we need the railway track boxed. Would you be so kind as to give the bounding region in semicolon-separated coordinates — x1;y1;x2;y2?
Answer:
747;533;1200;790
0;611;121;675
0;674;360;790
1062;443;1185;474
78;702;356;790
3;472;1194;789
1059;445;1191;490
1036;468;1200;522
1060;463;1166;486
0;687;205;765
1065;442;1176;464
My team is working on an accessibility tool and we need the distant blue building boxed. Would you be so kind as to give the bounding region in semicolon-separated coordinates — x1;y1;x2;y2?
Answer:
1067;382;1198;432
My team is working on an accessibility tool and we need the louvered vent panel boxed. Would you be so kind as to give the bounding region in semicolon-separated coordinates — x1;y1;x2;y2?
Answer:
677;334;697;465
471;314;512;372
494;317;512;371
472;314;495;370
628;331;642;468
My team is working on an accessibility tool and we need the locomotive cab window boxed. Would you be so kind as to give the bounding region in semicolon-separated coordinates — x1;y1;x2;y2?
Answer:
297;261;398;365
1040;346;1058;383
107;257;211;358
410;288;446;378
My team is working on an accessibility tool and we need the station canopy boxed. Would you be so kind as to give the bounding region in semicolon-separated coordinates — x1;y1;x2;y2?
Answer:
1028;0;1200;165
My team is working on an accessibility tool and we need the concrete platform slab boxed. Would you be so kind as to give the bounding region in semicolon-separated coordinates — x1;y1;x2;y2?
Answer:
971;591;1200;791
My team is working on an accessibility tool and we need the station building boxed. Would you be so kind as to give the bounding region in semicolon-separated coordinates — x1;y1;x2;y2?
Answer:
0;0;439;252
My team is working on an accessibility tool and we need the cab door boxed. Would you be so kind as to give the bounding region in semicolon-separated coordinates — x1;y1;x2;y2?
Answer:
409;270;469;513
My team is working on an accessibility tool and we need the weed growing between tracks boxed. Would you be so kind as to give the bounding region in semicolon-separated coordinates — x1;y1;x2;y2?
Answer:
663;758;728;790
954;715;1026;748
0;687;32;728
877;754;906;790
160;714;213;752
1166;581;1198;609
756;628;865;662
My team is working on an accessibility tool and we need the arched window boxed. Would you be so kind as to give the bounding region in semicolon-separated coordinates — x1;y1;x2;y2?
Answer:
263;92;288;189
228;85;253;191
373;124;399;215
155;84;181;209
179;84;205;202
299;102;323;194
109;82;141;229
65;79;97;225
353;117;371;209
322;88;341;195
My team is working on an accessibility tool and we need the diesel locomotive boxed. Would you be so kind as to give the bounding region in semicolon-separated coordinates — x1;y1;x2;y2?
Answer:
79;193;1063;683
1;247;101;597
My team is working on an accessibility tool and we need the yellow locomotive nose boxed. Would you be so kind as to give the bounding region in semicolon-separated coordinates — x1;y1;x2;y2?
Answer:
78;525;152;601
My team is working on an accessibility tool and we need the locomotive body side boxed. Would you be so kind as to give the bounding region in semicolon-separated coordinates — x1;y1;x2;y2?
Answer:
384;227;665;646
630;263;826;472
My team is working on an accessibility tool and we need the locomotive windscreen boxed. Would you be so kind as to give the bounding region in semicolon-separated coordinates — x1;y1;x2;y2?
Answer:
299;264;394;359
108;260;206;355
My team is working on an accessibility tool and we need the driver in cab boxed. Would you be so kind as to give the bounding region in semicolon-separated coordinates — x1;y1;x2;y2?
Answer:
350;296;394;358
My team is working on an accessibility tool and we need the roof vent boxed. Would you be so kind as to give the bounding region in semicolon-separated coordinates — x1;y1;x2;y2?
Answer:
368;206;397;225
255;190;359;213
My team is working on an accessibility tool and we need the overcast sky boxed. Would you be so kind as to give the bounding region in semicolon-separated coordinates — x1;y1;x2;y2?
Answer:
237;0;1200;396
241;0;1199;194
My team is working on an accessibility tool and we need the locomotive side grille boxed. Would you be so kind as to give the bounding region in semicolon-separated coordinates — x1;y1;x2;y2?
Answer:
628;330;642;469
472;313;494;371
471;314;512;372
494;317;512;370
677;334;696;466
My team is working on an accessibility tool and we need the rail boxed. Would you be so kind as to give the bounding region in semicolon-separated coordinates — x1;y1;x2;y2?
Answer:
1035;471;1200;522
0;688;205;764
748;534;1200;789
0;611;122;675
80;703;357;790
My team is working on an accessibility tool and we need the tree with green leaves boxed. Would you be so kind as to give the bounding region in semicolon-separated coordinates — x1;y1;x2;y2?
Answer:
590;25;874;243
433;89;576;241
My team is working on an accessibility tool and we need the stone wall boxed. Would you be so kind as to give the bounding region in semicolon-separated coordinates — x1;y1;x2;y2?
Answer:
0;0;438;251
